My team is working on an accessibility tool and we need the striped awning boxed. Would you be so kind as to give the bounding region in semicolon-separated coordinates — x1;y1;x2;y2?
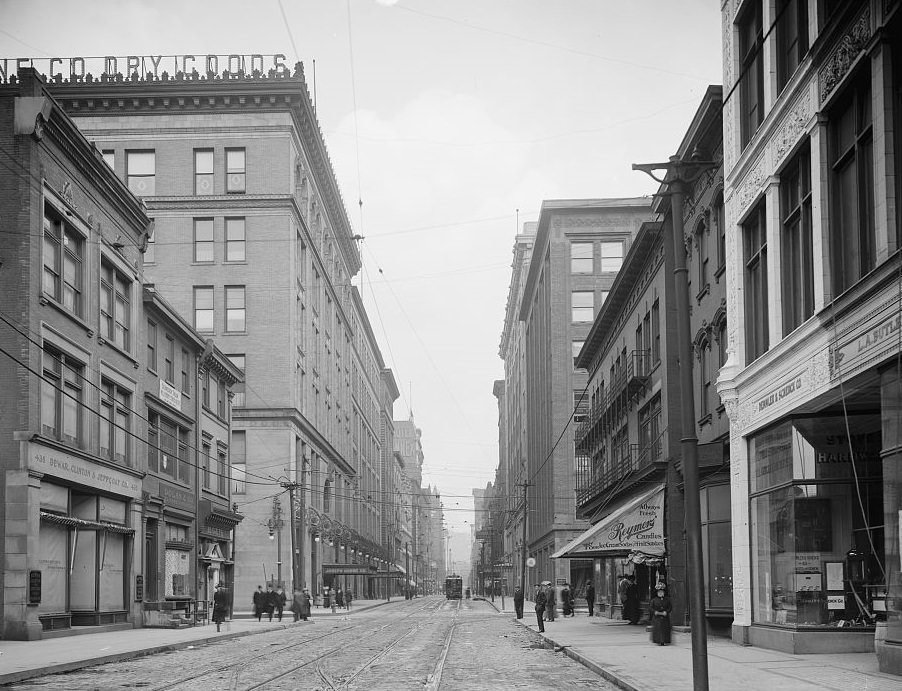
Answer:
40;511;135;535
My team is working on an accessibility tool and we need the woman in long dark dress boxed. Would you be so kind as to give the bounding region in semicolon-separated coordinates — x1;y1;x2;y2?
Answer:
650;587;673;645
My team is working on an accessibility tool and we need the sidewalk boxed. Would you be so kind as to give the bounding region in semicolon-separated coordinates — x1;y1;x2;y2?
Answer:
491;599;901;691
0;598;387;685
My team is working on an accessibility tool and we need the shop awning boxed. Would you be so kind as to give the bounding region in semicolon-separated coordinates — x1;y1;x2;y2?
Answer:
550;484;665;559
40;511;135;535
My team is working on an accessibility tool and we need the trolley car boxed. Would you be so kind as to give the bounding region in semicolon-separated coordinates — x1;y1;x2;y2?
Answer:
445;575;463;599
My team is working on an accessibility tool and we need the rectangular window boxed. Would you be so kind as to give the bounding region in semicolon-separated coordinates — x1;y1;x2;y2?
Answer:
225;286;246;332
126;150;155;196
181;349;191;393
164;335;175;384
570;242;593;272
738;0;764;148
638;394;662;463
216;374;226;417
571;291;594;322
225;218;246;261
147;320;157;371
777;0;808;92
600;241;623;272
194;218;214;263
572;340;585;366
226;148;246;193
102;150;115;169
830;70;874;295
99;379;130;465
148;411;188;482
699;345;710;418
781;144;814;333
715;194;726;271
41;346;83;447
744;201;769;362
231;430;246;494
218;449;228;495
194;287;214;332
43;205;84;316
194;149;213;195
651;300;660;363
202;442;211;490
697;223;709;290
100;260;131;351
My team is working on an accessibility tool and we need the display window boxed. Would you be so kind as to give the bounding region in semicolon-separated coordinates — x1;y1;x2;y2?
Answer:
749;415;884;629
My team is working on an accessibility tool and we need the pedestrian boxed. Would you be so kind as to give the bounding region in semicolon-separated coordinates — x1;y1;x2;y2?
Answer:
301;588;312;621
626;574;640;625
274;586;286;622
618;573;630;622
561;582;573;617
650;586;673;645
345;589;352;610
586;581;596;617
545;582;556;622
335;587;345;609
513;584;524;619
533;583;546;633
212;584;229;632
253;585;266;622
264;585;277;621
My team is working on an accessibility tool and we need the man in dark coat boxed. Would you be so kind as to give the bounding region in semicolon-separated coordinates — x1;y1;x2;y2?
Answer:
513;584;524;619
585;581;596;617
264;586;277;621
533;583;546;633
274;587;287;621
253;585;266;621
626;574;640;624
213;584;229;632
301;588;312;621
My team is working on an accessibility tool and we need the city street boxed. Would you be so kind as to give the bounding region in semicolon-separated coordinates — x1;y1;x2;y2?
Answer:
4;597;613;690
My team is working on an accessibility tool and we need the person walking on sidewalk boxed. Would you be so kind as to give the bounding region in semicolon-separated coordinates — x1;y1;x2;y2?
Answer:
345;589;352;610
618;574;630;621
513;584;524;619
264;586;277;621
274;586;287;622
650;586;673;645
626;574;640;624
544;582;556;622
561;582;573;617
290;589;303;622
253;585;266;622
533;583;546;633
301;588;312;621
212;584;229;632
585;581;596;617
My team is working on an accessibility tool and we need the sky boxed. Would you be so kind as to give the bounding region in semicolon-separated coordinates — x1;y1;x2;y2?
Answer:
0;0;723;532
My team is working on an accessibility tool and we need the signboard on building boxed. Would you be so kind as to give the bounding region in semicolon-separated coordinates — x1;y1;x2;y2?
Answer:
28;442;141;499
159;379;181;410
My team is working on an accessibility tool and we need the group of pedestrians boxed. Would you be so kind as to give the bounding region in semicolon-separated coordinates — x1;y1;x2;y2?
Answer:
252;585;287;622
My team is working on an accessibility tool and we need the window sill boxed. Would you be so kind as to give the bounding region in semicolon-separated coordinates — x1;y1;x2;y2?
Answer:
695;283;710;303
223;260;247;266
40;294;94;337
697;413;712;427
98;336;139;369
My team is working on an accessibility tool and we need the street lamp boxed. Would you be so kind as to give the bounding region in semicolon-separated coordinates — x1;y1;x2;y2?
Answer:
267;496;284;586
632;151;718;691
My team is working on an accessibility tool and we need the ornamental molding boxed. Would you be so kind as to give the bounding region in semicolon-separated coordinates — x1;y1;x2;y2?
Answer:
773;90;813;165
733;155;767;220
818;7;871;104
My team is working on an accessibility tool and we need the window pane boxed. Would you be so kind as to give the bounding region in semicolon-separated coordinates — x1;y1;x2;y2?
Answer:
226;218;246;261
572;291;594;322
570;242;593;272
195;287;214;332
600;242;623;272
226;287;246;331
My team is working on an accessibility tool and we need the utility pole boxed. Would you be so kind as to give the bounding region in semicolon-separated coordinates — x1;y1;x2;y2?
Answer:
519;481;530;593
268;496;283;586
279;480;302;592
633;154;718;691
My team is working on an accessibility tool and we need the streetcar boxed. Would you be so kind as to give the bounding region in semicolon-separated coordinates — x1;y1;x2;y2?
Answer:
445;575;463;599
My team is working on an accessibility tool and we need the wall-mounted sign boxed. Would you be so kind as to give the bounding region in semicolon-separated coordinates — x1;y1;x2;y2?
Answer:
159;379;181;410
28;570;41;604
28;442;141;498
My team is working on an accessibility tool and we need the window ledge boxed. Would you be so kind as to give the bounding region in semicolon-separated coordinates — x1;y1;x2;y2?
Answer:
698;413;712;427
98;337;139;369
695;283;710;303
40;294;94;337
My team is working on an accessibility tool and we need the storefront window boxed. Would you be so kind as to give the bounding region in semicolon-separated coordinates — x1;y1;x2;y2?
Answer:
749;415;884;628
701;483;732;610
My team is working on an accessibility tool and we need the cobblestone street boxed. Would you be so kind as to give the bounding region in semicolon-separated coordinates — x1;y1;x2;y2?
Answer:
6;598;613;690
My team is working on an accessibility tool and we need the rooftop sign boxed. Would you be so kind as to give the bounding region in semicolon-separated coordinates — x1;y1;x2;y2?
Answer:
1;54;291;82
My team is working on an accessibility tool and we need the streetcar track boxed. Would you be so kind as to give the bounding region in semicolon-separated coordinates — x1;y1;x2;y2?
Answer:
424;597;460;691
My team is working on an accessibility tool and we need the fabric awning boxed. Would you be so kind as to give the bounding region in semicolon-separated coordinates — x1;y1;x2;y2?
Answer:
40;510;135;535
551;484;665;559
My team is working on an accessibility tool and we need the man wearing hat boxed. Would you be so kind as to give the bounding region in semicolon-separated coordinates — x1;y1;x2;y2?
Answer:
533;583;547;633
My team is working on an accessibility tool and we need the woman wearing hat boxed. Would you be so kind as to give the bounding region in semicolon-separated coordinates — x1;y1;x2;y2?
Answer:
650;584;673;645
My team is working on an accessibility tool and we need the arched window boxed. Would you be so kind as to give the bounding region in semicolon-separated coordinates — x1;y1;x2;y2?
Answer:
323;478;332;514
713;192;726;273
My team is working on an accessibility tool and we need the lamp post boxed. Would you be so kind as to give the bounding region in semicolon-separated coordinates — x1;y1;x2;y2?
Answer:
267;496;284;586
632;152;718;691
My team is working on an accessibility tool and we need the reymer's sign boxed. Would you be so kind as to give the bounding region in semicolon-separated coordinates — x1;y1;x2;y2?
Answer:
1;54;291;81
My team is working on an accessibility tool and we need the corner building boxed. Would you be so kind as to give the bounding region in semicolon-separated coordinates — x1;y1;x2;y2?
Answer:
719;0;902;670
50;64;388;603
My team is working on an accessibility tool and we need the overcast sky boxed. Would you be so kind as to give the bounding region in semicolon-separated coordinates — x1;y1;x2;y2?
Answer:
0;0;723;532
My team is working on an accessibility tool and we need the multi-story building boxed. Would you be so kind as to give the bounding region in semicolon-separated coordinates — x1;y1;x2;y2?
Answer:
0;69;241;639
516;198;653;592
562;89;730;630
49;62;391;603
718;0;902;670
140;285;242;626
497;223;536;591
0;69;150;639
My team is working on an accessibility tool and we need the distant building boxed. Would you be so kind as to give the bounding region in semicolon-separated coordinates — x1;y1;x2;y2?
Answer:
515;198;653;593
718;0;902;671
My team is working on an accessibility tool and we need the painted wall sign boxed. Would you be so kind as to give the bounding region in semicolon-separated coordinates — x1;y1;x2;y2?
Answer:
1;54;290;82
757;375;803;412
159;379;181;410
28;442;141;498
159;481;195;513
